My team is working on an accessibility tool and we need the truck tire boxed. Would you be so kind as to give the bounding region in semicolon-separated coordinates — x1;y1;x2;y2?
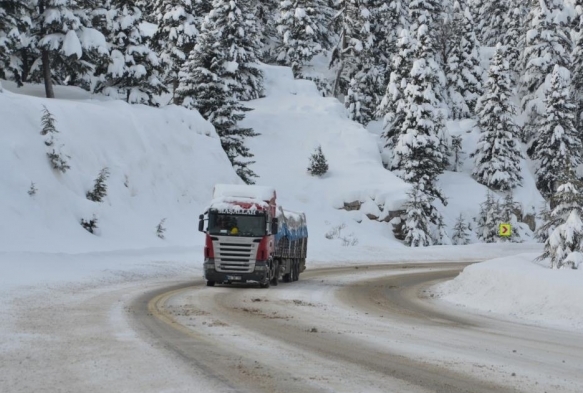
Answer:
282;272;291;283
206;281;215;287
270;260;279;286
259;280;270;289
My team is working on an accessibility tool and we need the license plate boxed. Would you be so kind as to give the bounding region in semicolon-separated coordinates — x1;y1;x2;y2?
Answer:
227;275;242;281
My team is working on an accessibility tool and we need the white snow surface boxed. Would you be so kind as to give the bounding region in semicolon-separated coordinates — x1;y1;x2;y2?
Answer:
1;62;581;383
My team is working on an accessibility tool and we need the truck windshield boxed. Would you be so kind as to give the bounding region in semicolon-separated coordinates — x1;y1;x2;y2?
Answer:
208;213;266;237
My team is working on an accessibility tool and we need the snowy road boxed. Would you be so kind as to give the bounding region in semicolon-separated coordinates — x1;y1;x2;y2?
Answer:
3;262;582;393
133;263;583;393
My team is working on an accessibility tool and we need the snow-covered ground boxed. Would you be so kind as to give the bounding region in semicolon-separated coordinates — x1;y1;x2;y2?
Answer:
2;62;583;390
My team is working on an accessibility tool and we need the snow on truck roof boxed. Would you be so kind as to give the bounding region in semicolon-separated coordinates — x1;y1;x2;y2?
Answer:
213;184;276;201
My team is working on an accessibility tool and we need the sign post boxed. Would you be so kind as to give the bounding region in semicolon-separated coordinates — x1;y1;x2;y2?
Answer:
499;223;512;237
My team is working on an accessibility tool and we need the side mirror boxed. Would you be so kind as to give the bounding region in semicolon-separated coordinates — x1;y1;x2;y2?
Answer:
271;218;278;235
198;214;205;233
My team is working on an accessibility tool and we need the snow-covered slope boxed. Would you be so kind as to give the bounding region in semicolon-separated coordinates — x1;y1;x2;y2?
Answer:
0;84;239;253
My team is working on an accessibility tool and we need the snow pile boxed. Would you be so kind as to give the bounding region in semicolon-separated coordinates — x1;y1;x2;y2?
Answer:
0;86;239;253
433;253;583;331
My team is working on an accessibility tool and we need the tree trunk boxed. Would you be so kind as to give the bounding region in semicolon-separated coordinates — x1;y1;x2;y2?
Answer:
38;0;54;98
41;49;54;98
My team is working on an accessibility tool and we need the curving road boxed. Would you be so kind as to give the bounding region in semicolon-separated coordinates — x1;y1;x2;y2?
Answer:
129;263;583;393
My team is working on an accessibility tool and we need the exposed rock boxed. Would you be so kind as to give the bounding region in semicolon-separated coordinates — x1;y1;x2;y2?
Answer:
521;213;536;231
343;201;361;211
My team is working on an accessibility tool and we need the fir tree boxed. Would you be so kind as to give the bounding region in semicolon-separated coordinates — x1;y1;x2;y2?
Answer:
307;145;329;176
530;66;582;198
94;1;167;105
156;218;167;239
377;29;414;156
501;5;523;78
149;0;203;102
33;0;109;97
256;0;279;54
499;193;522;242
472;44;523;191
345;76;374;125
452;213;471;245
476;191;501;243
445;1;467;120
175;6;259;184
520;0;572;141
535;202;553;242
571;1;583;129
402;183;433;247
477;0;508;47
40;106;70;173
86;167;110;202
0;0;32;85
274;0;332;77
458;6;482;115
538;171;583;269
450;135;464;172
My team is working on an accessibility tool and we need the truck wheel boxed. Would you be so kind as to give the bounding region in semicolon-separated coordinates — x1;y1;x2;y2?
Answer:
293;260;300;282
206;281;215;287
270;260;279;286
282;272;291;283
259;280;270;289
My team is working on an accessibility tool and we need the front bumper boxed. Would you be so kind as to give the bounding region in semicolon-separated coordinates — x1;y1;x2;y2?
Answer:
204;259;268;284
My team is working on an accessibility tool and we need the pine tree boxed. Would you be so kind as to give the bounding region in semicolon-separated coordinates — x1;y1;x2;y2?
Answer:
472;44;523;191
175;7;258;184
476;191;501;243
274;0;332;77
377;29;414;155
520;0;572;141
402;183;433;247
307;145;329;176
150;0;203;102
370;0;409;97
452;213;471;245
477;0;508;47
458;6;482;115
571;1;583;129
330;0;375;100
445;1;467;120
40;106;70;173
501;5;523;77
535;202;553;242
256;0;279;57
530;66;582;198
450;135;464;172
538;171;583;269
34;0;109;97
393;0;447;205
86;167;110;202
0;0;32;85
94;1;167;105
499;193;522;242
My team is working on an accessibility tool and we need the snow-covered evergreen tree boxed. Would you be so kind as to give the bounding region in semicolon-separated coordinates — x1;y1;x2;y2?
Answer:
86;167;110;202
535;202;553;242
345;77;374;125
377;29;414;154
445;1;467;119
499;193;522;242
452;213;471;245
175;6;258;184
33;0;109;97
0;0;32;85
274;0;332;77
402;183;433;247
476;191;501;243
539;171;583;269
307;145;329;176
40;106;70;172
477;0;508;47
520;0;572;139
472;44;523;191
571;1;583;128
94;1;166;105
150;0;203;102
449;135;464;172
370;0;409;96
458;6;482;115
531;66;582;198
501;5;523;77
256;0;279;56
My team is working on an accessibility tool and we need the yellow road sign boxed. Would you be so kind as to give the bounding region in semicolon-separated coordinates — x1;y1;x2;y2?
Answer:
499;223;512;237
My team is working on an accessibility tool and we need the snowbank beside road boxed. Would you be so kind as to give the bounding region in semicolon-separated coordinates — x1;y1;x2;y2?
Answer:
433;253;583;331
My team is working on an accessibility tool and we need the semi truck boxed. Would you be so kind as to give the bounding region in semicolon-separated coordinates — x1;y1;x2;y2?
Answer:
198;184;308;288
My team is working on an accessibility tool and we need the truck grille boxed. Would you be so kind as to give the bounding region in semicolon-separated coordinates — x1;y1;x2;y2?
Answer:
214;238;258;273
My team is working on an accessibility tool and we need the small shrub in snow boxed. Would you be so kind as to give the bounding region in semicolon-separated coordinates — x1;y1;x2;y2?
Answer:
475;191;501;243
80;215;98;234
28;182;37;197
499;193;523;243
307;146;329;176
40;106;70;173
325;223;358;246
156;218;167;239
86;168;110;202
325;223;346;240
452;214;471;245
402;184;433;248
